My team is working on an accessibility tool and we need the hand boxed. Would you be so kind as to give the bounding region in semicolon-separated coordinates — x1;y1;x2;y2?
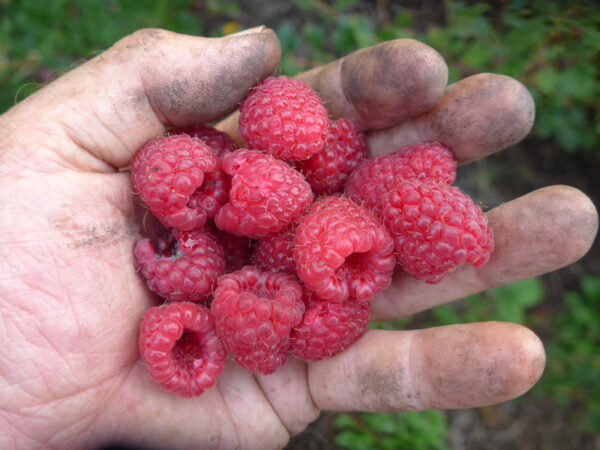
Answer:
0;27;597;449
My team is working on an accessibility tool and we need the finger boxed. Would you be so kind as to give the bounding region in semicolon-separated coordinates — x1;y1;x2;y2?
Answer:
296;39;448;130
372;185;599;320
255;357;320;436
308;322;545;412
217;38;448;141
367;73;535;162
0;27;280;170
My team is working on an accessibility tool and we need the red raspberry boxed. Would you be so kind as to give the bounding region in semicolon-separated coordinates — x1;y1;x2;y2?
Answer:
131;134;219;231
170;124;238;161
290;289;370;362
186;168;231;220
214;228;252;273
295;118;367;194
134;228;225;302
239;76;329;160
138;302;226;398
215;149;313;238
345;141;457;212
251;226;297;275
380;179;494;283
168;126;236;219
294;196;396;303
211;266;304;374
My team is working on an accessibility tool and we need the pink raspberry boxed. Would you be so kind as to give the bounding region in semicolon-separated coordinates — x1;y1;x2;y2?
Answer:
290;289;370;362
293;196;396;303
134;228;225;302
345;141;457;212
211;266;304;374
295;118;367;194
251;226;297;275
215;149;313;238
380;179;494;283
170;124;238;161
239;76;329;160
131;134;219;231
138;302;226;398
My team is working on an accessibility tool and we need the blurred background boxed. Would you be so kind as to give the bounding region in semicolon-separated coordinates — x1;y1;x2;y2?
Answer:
1;0;598;448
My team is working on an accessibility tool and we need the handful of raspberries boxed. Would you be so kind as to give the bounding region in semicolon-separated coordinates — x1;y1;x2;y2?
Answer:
133;75;494;397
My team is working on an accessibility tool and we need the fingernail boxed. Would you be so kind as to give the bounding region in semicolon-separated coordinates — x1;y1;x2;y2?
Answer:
228;25;267;37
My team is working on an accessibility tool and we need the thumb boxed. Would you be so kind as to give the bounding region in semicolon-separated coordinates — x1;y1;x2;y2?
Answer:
0;27;280;170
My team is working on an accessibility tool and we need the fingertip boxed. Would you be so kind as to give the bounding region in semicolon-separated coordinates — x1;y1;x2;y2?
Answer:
367;72;536;161
339;39;448;129
139;27;281;127
424;73;535;163
298;39;448;130
474;73;536;150
420;322;546;409
545;185;599;254
485;185;599;287
511;323;546;394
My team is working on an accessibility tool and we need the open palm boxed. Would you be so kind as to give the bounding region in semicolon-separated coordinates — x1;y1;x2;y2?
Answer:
0;28;597;449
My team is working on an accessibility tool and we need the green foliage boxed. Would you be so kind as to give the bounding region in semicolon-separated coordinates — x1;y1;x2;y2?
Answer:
422;1;600;154
433;277;545;325
537;275;600;431
333;411;448;450
276;1;599;155
3;1;597;155
0;0;223;112
368;317;413;331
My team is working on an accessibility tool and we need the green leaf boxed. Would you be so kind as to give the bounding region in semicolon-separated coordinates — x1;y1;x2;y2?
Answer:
432;305;463;325
492;278;545;323
276;21;301;54
334;430;377;449
581;276;600;303
333;413;360;430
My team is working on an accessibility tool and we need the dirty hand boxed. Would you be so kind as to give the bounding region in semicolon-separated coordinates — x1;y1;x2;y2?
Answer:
0;27;597;449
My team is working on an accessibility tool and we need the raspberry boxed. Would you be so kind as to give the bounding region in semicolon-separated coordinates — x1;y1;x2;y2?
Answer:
215;149;313;238
380;179;494;283
293;196;396;302
290;289;370;362
187;168;231;220
239;76;329;160
134;228;225;302
345;141;457;212
214;228;252;273
170;124;238;161
295;118;367;194
138;302;226;398
131;134;219;231
169;126;236;219
211;266;304;374
251;226;297;275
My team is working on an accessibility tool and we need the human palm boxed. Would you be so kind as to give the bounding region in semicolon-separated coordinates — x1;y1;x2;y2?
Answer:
0;28;597;449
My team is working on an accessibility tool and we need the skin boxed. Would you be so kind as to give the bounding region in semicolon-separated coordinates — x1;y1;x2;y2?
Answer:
0;27;597;449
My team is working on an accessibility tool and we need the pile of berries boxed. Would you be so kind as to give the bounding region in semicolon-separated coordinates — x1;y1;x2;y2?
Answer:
133;76;494;397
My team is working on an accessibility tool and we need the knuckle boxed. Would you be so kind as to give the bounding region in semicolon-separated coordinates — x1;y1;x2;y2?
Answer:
127;27;167;44
111;28;168;56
